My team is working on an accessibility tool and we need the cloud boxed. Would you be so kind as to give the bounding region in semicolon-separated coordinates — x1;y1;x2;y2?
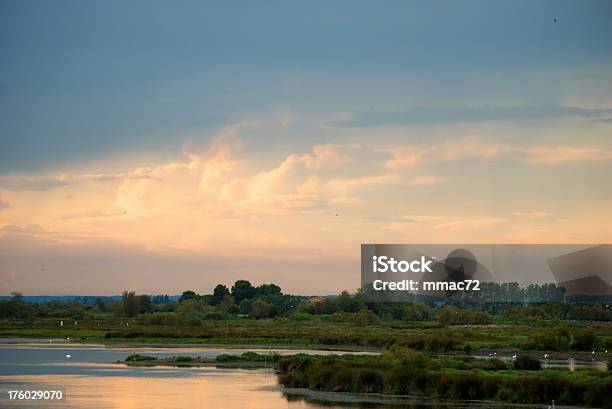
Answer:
0;176;70;191
0;172;156;191
404;175;446;186
58;210;124;220
0;196;10;210
106;129;369;221
384;214;510;231
520;147;612;164
386;138;510;170
0;224;48;236
386;137;612;169
326;174;400;195
332;105;612;127
512;211;553;219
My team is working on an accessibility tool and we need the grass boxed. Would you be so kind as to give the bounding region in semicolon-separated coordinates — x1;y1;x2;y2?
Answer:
0;327;106;339
1;318;610;352
278;352;612;408
125;353;156;361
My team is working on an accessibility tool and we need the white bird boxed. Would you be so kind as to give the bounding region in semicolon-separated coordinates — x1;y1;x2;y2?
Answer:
66;354;71;358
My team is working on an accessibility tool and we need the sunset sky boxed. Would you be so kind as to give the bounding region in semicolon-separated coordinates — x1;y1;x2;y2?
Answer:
1;0;612;295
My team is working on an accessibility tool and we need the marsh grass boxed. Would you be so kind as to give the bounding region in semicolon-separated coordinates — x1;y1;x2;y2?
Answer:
278;351;612;407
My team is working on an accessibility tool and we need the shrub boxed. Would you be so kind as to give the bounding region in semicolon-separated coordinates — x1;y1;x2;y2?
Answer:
513;355;541;370
216;354;240;362
125;354;155;361
381;346;429;368
403;302;435;321
572;328;597;351
289;312;312;321
355;368;384;393
484;358;509;371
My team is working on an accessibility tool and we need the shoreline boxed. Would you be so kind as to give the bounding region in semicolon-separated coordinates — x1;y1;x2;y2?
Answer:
277;387;592;409
2;337;608;364
0;336;382;353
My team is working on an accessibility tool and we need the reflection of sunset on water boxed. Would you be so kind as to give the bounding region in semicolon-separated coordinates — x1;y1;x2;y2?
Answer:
2;370;313;409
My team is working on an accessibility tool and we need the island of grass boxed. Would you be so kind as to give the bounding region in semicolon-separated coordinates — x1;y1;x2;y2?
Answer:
277;347;612;408
122;351;281;368
121;348;611;407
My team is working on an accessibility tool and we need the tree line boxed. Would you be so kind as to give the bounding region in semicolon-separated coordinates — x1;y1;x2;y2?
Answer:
1;281;611;324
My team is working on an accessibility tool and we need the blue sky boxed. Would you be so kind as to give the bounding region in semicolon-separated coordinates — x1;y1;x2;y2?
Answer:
1;1;611;294
2;0;611;172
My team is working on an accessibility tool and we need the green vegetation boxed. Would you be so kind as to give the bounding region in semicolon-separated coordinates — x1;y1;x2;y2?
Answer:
216;352;278;362
278;348;612;408
125;354;155;361
2;282;611;327
513;355;541;370
3;282;611;408
121;351;276;368
1;282;611;361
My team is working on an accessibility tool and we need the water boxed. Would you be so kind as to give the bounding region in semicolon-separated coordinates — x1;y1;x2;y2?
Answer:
0;340;567;408
0;341;350;409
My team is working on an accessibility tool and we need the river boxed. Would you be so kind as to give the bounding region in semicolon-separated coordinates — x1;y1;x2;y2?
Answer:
0;339;570;408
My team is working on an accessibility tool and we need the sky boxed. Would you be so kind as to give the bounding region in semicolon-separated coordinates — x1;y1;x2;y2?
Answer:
1;0;612;295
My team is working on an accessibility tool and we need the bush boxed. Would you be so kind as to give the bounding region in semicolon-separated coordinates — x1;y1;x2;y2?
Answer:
278;354;610;407
175;356;192;362
125;354;155;361
513;355;541;370
289;312;313;321
216;354;240;362
438;306;493;326
572;328;597;351
403;302;435;321
215;352;273;362
381;346;429;368
141;312;180;326
484;358;509;371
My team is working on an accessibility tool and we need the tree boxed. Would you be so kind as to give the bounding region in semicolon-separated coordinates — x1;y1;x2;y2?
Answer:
513;355;541;370
337;290;363;313
250;299;272;319
210;284;230;305
139;294;153;313
572;328;597;351
256;283;281;297
218;294;237;312
94;297;106;312
231;280;256;303
403;302;434;321
122;291;139;317
179;290;197;303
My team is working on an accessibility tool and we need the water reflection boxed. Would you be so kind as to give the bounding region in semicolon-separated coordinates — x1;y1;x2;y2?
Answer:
0;343;376;409
0;341;600;409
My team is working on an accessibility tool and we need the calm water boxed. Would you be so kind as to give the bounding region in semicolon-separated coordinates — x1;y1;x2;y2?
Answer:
0;340;555;409
0;342;336;409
